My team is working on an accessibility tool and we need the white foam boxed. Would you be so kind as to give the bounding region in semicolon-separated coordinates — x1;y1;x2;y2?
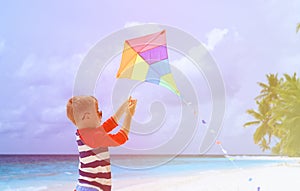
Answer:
4;186;48;191
232;155;300;161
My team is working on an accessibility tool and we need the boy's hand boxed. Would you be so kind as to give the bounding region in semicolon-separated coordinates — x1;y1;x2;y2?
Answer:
128;98;137;116
113;97;131;123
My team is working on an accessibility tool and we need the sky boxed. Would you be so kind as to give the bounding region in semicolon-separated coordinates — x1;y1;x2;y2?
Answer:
0;0;299;155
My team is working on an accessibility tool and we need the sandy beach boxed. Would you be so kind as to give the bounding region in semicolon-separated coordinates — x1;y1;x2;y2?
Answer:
113;164;300;191
47;163;300;191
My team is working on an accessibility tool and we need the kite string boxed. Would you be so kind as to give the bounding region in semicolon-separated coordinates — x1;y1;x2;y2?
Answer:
216;141;261;190
218;143;240;169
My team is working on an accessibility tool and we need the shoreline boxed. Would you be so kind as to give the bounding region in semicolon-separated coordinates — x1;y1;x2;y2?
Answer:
113;163;300;191
17;163;298;191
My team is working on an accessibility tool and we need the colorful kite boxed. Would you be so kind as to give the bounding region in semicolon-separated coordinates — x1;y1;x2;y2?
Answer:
116;30;180;96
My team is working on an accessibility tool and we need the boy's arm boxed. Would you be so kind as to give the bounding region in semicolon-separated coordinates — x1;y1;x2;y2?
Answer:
120;99;137;136
120;113;132;136
102;99;129;133
104;97;136;133
78;128;128;148
104;101;136;146
101;108;134;142
102;117;118;133
78;100;137;148
112;98;130;124
102;98;130;133
99;114;133;147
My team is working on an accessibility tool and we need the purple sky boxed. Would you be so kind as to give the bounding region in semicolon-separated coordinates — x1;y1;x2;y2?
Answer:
0;0;299;155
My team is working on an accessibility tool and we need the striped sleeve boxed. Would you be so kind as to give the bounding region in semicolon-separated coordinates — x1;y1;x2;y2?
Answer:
78;128;128;148
108;130;128;145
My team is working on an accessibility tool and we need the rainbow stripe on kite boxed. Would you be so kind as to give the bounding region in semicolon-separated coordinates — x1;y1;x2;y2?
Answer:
116;30;180;96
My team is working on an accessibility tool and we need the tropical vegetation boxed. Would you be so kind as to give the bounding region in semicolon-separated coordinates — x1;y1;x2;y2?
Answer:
244;73;300;156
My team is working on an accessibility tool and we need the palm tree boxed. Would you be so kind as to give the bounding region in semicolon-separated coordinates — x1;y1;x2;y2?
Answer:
272;73;300;156
244;73;300;156
244;99;273;151
255;73;281;102
244;74;282;150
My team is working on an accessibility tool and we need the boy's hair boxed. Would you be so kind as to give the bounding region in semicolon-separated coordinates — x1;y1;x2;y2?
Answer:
66;96;99;125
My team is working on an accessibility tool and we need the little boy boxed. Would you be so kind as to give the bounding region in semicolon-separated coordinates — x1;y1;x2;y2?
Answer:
66;96;137;191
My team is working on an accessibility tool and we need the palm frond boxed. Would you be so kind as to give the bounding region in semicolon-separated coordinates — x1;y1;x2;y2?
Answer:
253;124;268;144
284;73;292;82
257;82;268;89
243;121;260;127
246;109;263;120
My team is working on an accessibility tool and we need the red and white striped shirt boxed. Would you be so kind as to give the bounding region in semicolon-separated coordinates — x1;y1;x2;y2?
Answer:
75;117;128;191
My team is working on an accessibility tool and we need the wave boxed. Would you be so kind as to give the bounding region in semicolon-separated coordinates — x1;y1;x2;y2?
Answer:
0;172;59;181
4;186;48;191
229;155;300;161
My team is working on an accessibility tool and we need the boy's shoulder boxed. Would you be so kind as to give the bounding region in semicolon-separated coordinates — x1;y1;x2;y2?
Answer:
78;126;104;135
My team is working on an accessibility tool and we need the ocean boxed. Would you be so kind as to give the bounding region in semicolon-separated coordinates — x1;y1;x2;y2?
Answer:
0;155;296;191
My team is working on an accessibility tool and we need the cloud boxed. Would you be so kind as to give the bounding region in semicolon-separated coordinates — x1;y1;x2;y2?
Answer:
204;28;229;51
123;22;163;37
0;38;5;53
16;54;36;77
15;53;83;86
232;28;243;41
124;21;148;28
0;52;84;141
171;56;212;104
40;105;67;124
124;21;160;28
